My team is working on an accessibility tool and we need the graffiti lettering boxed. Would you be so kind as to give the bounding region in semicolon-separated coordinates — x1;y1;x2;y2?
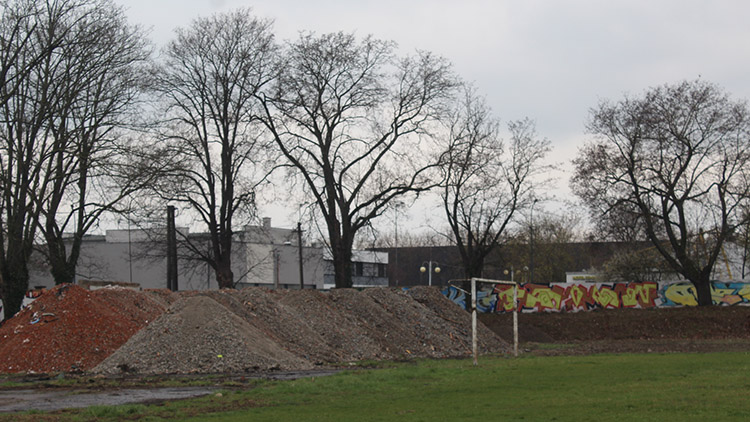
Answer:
442;281;747;313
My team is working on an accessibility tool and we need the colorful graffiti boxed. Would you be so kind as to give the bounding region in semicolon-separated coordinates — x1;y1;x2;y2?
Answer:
660;282;750;307
442;281;750;313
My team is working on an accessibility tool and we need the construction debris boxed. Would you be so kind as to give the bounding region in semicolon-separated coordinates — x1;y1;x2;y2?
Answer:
0;284;508;375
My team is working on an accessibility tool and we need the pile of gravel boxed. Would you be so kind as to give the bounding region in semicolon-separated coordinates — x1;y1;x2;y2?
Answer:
277;289;386;362
92;287;509;375
405;286;506;352
94;295;311;375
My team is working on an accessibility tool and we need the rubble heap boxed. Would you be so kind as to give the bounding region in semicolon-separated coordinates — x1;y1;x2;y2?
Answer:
0;284;508;375
0;284;166;373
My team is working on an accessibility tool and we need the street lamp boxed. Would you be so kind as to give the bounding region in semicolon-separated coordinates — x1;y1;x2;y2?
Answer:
420;261;441;286
503;266;515;282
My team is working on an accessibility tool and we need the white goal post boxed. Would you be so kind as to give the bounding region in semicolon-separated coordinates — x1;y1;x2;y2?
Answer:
469;277;519;365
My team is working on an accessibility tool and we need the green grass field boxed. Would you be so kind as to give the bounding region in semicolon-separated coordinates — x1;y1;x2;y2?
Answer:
8;352;750;421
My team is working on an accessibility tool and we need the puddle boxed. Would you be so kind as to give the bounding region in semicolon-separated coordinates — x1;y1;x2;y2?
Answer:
0;369;340;413
0;386;215;413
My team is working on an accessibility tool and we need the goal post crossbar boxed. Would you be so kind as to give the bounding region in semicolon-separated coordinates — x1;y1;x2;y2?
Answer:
468;277;519;365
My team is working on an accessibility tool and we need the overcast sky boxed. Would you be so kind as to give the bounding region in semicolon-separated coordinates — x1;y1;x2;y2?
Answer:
116;0;750;230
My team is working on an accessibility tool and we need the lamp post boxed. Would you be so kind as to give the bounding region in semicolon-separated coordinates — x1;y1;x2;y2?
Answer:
529;198;538;284
394;201;404;286
503;265;515;282
420;261;441;286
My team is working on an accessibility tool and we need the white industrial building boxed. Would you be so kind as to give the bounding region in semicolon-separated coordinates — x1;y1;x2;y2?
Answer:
28;218;389;291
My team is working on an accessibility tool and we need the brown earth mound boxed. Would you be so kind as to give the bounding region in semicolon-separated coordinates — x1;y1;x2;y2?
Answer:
405;286;504;351
93;287;507;375
276;289;385;362
94;295;312;375
0;285;508;375
0;285;166;373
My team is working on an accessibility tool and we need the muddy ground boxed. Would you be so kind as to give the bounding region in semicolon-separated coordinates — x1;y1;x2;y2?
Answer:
479;304;750;355
2;298;750;413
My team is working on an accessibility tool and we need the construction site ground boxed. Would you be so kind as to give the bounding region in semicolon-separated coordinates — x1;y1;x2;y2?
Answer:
0;285;749;412
480;304;750;355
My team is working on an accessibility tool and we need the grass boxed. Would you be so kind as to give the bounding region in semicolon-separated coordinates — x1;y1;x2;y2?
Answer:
4;352;750;421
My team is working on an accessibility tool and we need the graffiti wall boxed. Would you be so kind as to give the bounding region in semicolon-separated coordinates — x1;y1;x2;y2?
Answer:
441;281;750;313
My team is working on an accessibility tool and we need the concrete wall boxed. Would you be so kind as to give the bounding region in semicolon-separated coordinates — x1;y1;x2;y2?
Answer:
442;280;750;313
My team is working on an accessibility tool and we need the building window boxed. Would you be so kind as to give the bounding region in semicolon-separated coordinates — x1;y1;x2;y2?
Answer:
355;262;363;276
378;263;386;278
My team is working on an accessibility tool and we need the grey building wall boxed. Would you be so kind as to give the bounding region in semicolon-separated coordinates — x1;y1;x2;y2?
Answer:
29;219;389;291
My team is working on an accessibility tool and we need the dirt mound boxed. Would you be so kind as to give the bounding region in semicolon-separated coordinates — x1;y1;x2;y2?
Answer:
233;288;342;364
363;288;482;357
94;295;312;375
0;284;165;373
405;286;507;352
1;285;508;375
94;286;508;375
141;289;179;308
276;289;384;362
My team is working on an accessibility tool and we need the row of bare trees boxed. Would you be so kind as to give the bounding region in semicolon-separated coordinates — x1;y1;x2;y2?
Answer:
0;4;552;318
15;5;745;315
0;0;152;318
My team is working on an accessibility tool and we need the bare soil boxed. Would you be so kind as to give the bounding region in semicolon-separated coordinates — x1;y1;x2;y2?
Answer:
0;285;508;376
479;305;750;355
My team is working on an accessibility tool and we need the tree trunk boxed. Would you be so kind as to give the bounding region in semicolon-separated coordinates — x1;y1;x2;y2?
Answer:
49;261;76;285
457;255;484;311
693;278;713;306
464;255;484;279
215;258;234;289
333;245;353;288
1;258;30;321
46;235;77;285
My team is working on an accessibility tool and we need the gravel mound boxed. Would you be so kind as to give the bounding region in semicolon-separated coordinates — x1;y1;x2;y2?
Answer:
234;288;341;364
94;295;312;375
1;285;508;375
405;286;506;352
277;289;386;362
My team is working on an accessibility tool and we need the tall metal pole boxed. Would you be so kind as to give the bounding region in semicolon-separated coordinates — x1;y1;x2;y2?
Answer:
394;207;399;286
127;211;133;284
166;205;178;291
513;283;519;357
297;222;304;289
530;199;538;284
471;278;478;366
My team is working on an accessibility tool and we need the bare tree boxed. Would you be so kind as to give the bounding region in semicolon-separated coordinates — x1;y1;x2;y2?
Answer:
37;0;152;285
258;32;455;288
439;85;551;279
571;80;750;306
600;246;674;283
0;0;97;319
150;9;276;289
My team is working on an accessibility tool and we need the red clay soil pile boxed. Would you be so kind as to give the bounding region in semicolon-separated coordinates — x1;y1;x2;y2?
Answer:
0;284;166;373
0;285;508;375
